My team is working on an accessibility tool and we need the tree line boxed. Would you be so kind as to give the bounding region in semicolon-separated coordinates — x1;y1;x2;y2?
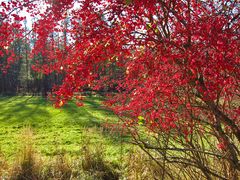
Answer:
0;20;64;96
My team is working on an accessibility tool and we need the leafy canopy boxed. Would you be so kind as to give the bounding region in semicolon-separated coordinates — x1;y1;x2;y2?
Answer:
0;0;239;138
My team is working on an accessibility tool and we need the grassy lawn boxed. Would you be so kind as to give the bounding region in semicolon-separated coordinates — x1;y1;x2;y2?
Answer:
0;96;130;163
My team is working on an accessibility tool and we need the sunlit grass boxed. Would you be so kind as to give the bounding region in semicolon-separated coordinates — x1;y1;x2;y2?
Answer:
0;96;130;163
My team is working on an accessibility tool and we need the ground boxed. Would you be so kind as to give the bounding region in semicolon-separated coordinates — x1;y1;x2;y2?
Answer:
0;96;131;164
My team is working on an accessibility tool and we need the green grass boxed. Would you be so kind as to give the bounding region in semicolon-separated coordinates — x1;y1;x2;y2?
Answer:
0;96;130;163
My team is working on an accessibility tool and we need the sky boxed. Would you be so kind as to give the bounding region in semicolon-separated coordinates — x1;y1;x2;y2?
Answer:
0;0;84;29
0;0;49;29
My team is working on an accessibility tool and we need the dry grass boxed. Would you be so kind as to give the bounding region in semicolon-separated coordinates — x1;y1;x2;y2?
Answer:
0;127;120;180
0;150;9;179
81;139;119;180
1;127;237;179
9;127;43;180
124;149;167;180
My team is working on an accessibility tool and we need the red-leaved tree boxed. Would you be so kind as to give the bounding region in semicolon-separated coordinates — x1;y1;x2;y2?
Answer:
1;0;239;178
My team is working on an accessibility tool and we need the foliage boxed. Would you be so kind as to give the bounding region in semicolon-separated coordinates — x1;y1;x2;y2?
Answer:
0;0;239;178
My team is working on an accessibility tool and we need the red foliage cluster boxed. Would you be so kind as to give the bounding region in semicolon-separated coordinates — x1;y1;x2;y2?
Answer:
0;1;25;71
0;0;239;138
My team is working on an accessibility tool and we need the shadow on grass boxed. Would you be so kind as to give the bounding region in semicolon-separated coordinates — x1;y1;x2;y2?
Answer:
0;96;27;105
0;96;52;127
60;100;131;143
62;103;102;128
0;96;130;143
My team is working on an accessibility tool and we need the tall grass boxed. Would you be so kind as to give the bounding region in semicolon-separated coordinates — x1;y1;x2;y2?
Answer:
1;127;235;179
10;127;43;180
81;139;119;180
124;149;166;180
2;127;120;180
0;149;9;179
